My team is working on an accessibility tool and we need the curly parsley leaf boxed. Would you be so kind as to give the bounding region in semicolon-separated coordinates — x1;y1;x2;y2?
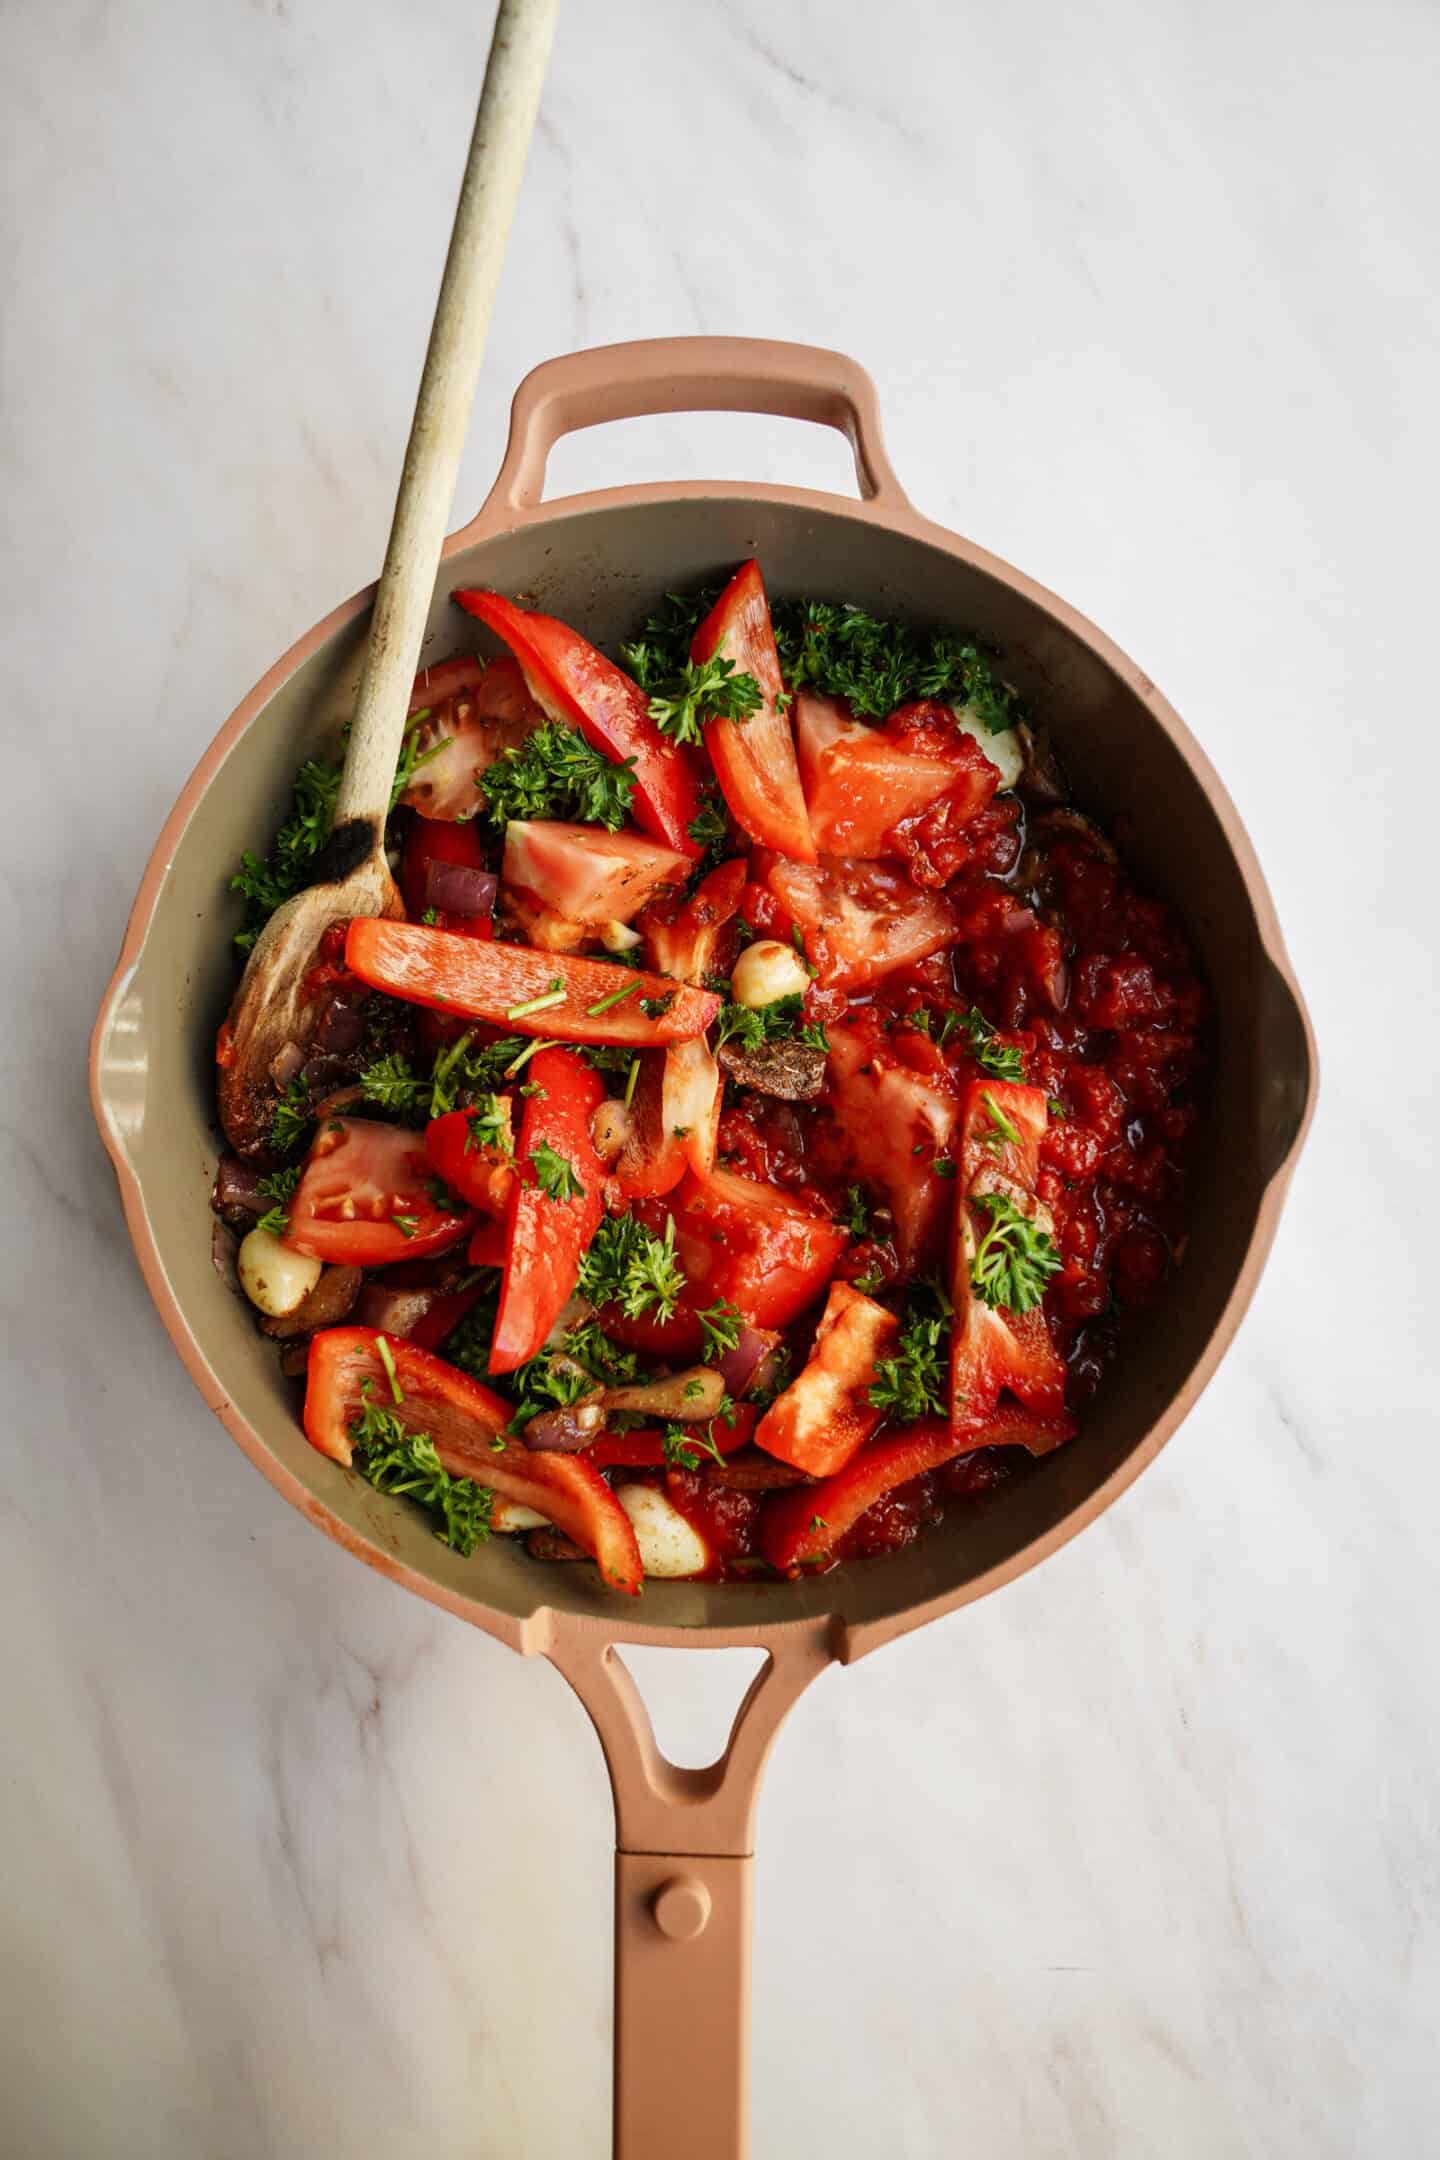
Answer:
479;721;636;831
661;1422;727;1471
643;654;764;746
350;1403;495;1555
269;1073;314;1157
465;1093;512;1157
619;588;723;685
530;1141;584;1204
696;1298;744;1363
578;1212;686;1321
970;1193;1061;1314
687;789;732;861
770;599;1017;732
229;756;342;953
714;994;804;1051
957;1007;1028;1084
867;1303;950;1424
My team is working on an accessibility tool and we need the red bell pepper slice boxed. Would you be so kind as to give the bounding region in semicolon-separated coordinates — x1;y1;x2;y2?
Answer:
754;1281;898;1477
286;1118;475;1267
584;1406;757;1473
303;1328;642;1594
949;1079;1068;1427
690;559;816;861
759;1402;1076;1572
345;919;720;1046
612;1052;686;1200
490;1047;606;1375
453;590;702;856
466;1216;508;1269
424;1104;516;1218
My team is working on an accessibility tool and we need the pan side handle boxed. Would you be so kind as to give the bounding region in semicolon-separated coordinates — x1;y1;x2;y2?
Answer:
547;1627;833;2160
455;336;912;533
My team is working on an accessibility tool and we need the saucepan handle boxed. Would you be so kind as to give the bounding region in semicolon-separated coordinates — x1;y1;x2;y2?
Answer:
547;1628;832;2160
458;336;912;532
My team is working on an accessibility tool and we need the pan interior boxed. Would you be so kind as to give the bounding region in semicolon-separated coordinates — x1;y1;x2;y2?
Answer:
100;494;1310;1648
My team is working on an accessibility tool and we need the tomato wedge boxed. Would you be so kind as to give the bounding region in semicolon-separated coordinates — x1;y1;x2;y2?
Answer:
755;1281;898;1477
502;820;690;926
286;1118;474;1267
824;1017;961;1268
638;857;747;984
690;560;816;860
759;1403;1076;1572
490;1048;606;1375
760;854;960;991
401;655;542;821
303;1329;642;1594
424;1104;516;1218
345;920;720;1045
795;692;998;859
949;1079;1068;1426
453;590;702;856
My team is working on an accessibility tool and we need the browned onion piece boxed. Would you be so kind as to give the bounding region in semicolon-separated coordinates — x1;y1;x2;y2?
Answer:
601;1367;726;1421
354;1284;438;1338
261;1265;363;1339
211;1153;269;1223
269;1040;305;1090
715;1325;780;1398
425;860;498;917
314;996;367;1056
211;1218;241;1292
524;1401;606;1452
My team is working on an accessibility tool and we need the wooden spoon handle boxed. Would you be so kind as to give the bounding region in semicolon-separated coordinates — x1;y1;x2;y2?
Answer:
334;0;558;832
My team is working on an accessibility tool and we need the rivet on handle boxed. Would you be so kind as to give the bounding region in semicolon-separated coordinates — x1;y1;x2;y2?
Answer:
651;1875;712;1942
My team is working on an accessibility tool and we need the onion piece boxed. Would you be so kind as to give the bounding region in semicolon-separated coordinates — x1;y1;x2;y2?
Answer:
269;1040;305;1090
602;1367;726;1421
211;1153;270;1222
354;1284;438;1338
425;859;498;918
715;1324;780;1398
524;1401;607;1452
314;996;367;1056
211;1218;242;1294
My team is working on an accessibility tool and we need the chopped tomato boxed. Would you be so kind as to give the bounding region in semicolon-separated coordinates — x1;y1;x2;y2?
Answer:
344;920;720;1046
400;816;495;936
949;1079;1068;1426
795;693;999;859
755;1281;897;1476
584;1406;757;1473
301;919;363;1002
424;1103;516;1218
761;854;960;991
453;591;702;855
401;655;542;821
759;1402;1075;1572
823;1017;961;1268
638;857;747;984
690;560;816;860
501;820;689;927
490;1048;606;1374
303;1329;642;1593
286;1119;474;1267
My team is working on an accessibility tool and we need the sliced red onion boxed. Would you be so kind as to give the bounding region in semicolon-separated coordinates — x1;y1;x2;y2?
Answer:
602;1367;726;1420
425;860;497;918
300;1052;358;1096
314;996;366;1056
354;1284;437;1338
717;1324;781;1398
524;1402;606;1453
269;1039;305;1090
211;1218;241;1293
212;1153;269;1221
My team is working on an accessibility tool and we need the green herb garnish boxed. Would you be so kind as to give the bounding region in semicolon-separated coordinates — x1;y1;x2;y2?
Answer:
969;1193;1061;1314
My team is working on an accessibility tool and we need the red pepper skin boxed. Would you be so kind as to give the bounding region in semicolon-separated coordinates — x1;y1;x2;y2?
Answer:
489;1048;606;1375
691;559;816;861
303;1328;642;1594
345;919;720;1046
406;1282;489;1353
454;590;703;857
759;1404;1075;1572
584;1406;757;1472
466;1216;508;1269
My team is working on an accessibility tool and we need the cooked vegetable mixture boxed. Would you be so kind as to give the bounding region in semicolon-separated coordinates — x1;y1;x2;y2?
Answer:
213;561;1207;1593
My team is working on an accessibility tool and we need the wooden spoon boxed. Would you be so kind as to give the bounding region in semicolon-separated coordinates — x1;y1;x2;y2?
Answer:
220;0;558;1155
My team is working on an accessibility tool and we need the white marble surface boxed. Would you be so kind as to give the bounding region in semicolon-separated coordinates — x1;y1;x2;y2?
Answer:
4;1;1437;2153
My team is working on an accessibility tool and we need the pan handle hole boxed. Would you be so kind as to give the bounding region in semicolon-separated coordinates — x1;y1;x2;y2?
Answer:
616;1646;769;1771
542;410;865;504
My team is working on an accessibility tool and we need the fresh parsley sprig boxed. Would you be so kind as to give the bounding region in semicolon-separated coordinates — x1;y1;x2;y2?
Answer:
269;1072;314;1157
957;1007;1028;1085
578;1213;686;1321
478;721;636;831
770;599;1017;732
350;1402;495;1555
868;1304;950;1424
642;655;764;746
969;1193;1061;1314
530;1140;584;1204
